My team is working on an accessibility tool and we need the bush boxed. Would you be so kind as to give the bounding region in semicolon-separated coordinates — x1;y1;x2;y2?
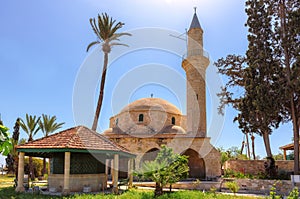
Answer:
223;169;253;179
225;181;239;194
287;187;299;199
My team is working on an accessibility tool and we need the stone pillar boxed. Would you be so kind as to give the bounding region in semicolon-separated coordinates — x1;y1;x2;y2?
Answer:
15;152;25;192
111;159;114;184
128;158;134;188
62;152;71;195
112;154;119;193
105;159;109;175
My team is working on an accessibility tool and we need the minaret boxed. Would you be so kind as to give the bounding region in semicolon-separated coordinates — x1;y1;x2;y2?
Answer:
182;8;210;137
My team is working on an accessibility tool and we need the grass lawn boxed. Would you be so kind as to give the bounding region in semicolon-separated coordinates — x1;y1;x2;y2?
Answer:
0;175;263;199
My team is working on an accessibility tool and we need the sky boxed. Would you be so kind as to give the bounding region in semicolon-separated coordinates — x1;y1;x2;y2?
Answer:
0;0;294;166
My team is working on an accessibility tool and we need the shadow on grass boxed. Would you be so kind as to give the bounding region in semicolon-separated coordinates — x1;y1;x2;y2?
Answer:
0;186;61;199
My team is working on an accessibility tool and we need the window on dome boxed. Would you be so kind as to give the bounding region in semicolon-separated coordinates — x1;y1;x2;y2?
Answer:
138;114;144;122
172;117;176;125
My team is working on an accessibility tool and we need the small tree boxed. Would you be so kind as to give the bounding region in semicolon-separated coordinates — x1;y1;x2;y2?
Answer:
19;114;41;180
225;181;240;195
0;125;12;156
135;146;189;196
5;118;20;175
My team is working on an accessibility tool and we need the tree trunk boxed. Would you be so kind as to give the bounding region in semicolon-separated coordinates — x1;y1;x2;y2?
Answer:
28;136;35;180
42;158;46;176
14;156;19;179
29;156;35;181
92;52;109;131
251;134;256;160
279;0;299;175
246;133;251;159
154;182;163;196
263;131;277;178
262;132;272;158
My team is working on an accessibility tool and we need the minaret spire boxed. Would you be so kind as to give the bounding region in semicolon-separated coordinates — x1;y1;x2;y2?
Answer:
182;9;210;137
189;8;202;30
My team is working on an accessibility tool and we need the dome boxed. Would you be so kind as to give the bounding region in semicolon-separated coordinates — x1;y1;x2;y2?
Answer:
120;98;182;115
103;128;113;135
161;125;186;134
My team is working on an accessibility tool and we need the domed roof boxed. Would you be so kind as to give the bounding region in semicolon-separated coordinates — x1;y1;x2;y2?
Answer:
120;98;182;115
103;128;113;135
161;125;186;134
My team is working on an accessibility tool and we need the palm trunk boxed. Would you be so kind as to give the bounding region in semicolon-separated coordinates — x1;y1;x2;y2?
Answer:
29;156;35;181
92;52;109;131
280;0;299;175
28;136;35;180
155;182;163;196
14;155;19;179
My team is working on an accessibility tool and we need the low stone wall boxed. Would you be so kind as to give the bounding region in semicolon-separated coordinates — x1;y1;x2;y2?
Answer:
133;181;221;191
224;160;294;175
48;173;107;192
134;179;298;195
221;179;299;195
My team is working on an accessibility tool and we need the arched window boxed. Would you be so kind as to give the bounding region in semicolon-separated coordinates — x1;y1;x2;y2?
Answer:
115;118;119;126
138;114;144;122
171;117;176;125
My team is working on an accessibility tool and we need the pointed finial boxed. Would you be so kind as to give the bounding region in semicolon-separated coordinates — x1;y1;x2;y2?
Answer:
194;7;197;14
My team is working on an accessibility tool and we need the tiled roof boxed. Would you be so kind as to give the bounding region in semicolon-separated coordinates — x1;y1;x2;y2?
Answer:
17;126;133;155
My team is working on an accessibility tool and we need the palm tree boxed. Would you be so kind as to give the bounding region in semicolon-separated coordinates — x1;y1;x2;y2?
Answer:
19;114;41;180
39;114;64;175
87;13;131;131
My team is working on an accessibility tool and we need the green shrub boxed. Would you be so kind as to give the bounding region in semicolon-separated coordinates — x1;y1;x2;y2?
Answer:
287;187;299;199
223;169;253;179
269;182;283;199
225;181;240;194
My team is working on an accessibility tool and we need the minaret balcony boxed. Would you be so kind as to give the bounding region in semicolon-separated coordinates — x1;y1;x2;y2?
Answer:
182;49;209;60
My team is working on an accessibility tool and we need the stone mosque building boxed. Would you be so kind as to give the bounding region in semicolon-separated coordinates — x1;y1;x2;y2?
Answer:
104;11;221;179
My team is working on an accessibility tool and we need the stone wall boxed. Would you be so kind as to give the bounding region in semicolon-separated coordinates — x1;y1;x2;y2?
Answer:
222;179;298;195
48;174;107;192
224;160;294;175
107;136;221;177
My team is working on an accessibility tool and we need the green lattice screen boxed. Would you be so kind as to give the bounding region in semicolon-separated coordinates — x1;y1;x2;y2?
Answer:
51;153;105;174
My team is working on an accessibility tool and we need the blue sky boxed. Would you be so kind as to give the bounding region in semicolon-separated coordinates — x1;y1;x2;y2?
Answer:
0;0;293;165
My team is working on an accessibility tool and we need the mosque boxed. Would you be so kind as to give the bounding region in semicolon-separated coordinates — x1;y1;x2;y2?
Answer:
103;10;221;179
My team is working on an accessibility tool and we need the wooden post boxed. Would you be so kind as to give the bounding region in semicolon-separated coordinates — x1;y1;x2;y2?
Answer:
283;150;287;160
15;152;25;192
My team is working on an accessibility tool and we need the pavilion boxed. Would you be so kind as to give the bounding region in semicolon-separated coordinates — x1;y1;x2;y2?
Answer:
15;126;135;195
280;142;300;160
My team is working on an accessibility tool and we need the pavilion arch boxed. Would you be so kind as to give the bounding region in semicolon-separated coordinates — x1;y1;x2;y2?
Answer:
182;148;206;179
139;148;160;167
